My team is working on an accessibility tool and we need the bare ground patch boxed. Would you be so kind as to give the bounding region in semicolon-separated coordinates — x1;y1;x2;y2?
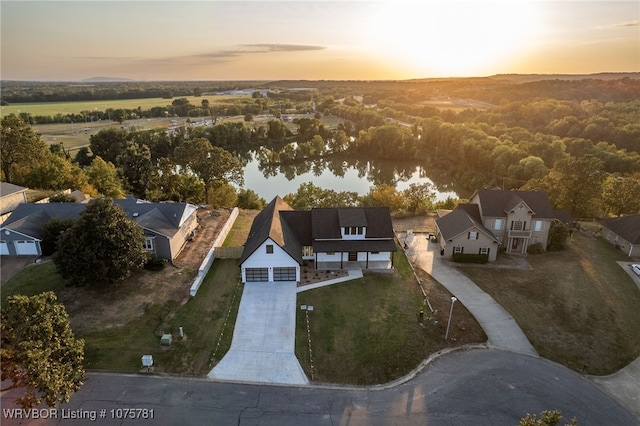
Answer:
61;208;231;334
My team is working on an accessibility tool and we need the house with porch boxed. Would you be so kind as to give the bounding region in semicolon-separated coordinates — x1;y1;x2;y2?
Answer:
597;214;640;258
435;189;557;261
0;197;198;259
239;196;396;283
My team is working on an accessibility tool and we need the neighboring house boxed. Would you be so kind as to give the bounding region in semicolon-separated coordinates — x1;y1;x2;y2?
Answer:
0;197;198;259
239;196;396;283
435;189;557;261
0;182;28;217
597;214;640;258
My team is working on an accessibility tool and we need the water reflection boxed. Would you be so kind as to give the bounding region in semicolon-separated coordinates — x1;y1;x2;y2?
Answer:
242;150;462;202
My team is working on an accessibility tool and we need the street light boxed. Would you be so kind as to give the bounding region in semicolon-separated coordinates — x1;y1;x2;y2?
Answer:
445;296;457;340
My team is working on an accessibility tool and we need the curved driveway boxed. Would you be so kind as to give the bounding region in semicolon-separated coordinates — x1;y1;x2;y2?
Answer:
405;232;538;355
2;349;636;425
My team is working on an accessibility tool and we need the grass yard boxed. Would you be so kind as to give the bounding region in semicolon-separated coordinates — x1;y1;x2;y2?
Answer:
460;231;640;375
222;209;260;247
2;259;243;375
295;246;486;385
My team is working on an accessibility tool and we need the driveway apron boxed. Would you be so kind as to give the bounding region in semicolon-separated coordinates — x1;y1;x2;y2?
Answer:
406;233;538;356
208;281;309;385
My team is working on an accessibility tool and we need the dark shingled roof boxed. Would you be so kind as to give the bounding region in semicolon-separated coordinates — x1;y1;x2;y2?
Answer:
474;189;555;218
598;215;640;244
2;203;85;238
0;182;28;197
311;207;394;240
239;196;304;265
240;200;397;265
553;210;575;227
2;199;196;239
436;204;498;242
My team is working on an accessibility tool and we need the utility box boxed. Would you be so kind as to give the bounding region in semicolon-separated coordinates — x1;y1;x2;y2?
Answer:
161;334;172;346
141;355;153;367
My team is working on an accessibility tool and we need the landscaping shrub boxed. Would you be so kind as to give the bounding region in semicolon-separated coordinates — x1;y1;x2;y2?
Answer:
452;253;488;264
527;242;545;255
145;257;168;271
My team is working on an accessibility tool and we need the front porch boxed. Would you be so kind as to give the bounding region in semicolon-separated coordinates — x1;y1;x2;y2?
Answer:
315;260;394;271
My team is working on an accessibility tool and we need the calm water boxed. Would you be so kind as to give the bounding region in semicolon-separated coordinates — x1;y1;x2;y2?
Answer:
242;156;458;202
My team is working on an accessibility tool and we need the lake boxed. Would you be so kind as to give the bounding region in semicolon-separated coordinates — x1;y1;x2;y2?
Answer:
241;155;458;202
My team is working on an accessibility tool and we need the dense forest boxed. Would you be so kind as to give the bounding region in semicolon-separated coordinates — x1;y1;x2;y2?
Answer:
1;75;639;218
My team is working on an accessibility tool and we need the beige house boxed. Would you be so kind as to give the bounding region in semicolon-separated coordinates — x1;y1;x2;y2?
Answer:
436;189;557;261
0;182;28;217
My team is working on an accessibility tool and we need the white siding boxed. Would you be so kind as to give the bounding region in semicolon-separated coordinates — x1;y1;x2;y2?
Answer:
241;238;300;282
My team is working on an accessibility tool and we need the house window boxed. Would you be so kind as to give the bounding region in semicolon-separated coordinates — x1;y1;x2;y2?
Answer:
511;220;525;231
266;244;274;254
494;219;504;230
479;247;489;255
453;246;463;254
370;251;379;254
143;237;155;251
468;231;478;240
344;226;363;235
302;246;314;257
534;220;543;231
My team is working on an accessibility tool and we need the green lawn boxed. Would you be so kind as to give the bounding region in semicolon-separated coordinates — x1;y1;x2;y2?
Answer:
295;248;486;385
2;259;243;375
460;232;640;375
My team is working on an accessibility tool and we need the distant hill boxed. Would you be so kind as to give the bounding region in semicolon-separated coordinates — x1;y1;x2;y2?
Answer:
489;73;640;83
81;77;135;83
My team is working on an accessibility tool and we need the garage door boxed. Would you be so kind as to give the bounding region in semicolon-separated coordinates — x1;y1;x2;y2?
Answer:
15;240;39;255
245;268;269;282
273;267;297;281
0;241;9;255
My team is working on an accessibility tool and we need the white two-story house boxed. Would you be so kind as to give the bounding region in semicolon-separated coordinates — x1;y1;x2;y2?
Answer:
239;196;396;283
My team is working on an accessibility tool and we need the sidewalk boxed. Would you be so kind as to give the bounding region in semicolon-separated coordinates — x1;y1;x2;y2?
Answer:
404;232;538;356
589;356;640;419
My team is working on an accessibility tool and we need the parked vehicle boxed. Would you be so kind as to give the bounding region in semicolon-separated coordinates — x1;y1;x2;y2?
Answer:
631;264;640;276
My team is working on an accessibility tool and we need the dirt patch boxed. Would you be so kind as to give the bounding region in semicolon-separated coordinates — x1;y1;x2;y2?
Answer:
60;208;231;334
392;214;437;233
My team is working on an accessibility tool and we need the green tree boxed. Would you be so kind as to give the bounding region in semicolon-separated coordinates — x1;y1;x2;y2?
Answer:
0;114;49;184
519;410;577;426
547;220;569;251
89;128;128;164
173;138;243;201
53;198;147;286
402;182;436;214
74;146;94;167
117;142;152;198
526;155;605;218
208;182;237;208
362;184;404;212
40;217;76;256
601;174;640;216
86;157;125;198
236;188;267;210
1;292;85;409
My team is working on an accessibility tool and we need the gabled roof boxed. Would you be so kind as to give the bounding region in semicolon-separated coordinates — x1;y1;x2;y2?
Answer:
239;196;303;264
311;207;394;240
553;209;575;227
473;189;555;218
0;182;28;197
436;204;499;242
1;199;197;240
1;203;85;239
598;215;640;244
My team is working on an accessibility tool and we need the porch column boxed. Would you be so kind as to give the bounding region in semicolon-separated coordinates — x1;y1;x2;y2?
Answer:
340;252;343;269
366;252;369;269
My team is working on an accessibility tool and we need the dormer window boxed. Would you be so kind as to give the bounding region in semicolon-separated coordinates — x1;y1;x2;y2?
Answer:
344;226;364;235
266;244;274;254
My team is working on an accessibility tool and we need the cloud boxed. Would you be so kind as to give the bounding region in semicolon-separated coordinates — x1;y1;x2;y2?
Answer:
598;20;640;29
196;43;326;58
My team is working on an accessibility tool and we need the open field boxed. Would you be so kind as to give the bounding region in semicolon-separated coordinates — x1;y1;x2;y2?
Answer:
295;245;486;385
460;231;640;375
0;95;249;118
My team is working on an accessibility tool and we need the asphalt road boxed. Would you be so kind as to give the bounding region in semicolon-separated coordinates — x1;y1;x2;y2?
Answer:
2;348;637;426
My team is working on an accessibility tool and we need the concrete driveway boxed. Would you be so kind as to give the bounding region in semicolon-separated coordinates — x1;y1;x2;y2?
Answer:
208;281;309;385
405;233;538;356
0;256;38;285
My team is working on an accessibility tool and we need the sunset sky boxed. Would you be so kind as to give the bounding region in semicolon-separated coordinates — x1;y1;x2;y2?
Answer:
1;0;638;81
